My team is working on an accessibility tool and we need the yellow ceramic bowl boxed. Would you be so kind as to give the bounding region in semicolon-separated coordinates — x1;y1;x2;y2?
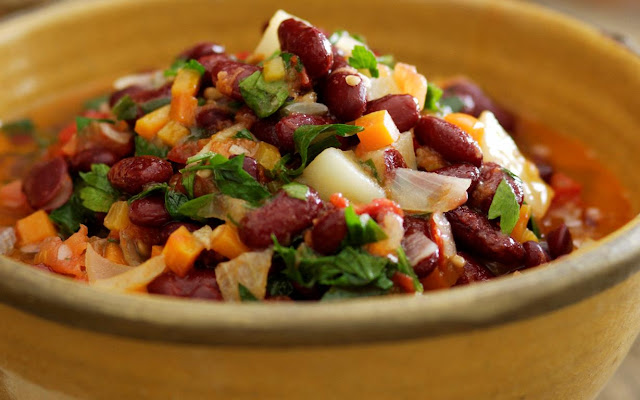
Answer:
1;0;640;399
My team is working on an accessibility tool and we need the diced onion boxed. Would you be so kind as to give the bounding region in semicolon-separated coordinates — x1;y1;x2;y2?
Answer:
389;168;471;213
85;241;131;282
113;71;165;90
119;230;145;266
431;212;457;260
192;225;213;250
366;212;404;257
215;248;273;302
91;254;166;292
99;122;132;145
282;102;329;116
403;232;438;267
0;227;16;255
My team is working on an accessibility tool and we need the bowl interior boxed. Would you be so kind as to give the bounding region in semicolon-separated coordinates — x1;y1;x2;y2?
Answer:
0;0;639;345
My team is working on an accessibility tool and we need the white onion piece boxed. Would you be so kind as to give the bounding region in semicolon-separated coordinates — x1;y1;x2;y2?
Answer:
282;102;329;116
215;248;273;302
431;212;457;260
366;212;404;257
389;168;471;213
99;122;132;145
190;194;249;224
19;243;41;254
119;230;144;266
393;131;417;170
113;70;165;90
403;232;438;267
92;254;166;292
85;242;131;282
0;227;16;255
192;226;213;250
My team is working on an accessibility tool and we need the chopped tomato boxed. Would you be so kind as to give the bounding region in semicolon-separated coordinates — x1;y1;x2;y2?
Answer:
329;193;349;209
34;225;89;279
392;271;416;293
356;198;404;221
550;172;582;206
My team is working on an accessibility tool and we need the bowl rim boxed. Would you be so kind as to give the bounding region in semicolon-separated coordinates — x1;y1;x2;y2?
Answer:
0;0;639;346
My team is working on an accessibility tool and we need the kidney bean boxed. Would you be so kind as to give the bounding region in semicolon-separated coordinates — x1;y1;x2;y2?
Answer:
178;42;225;60
128;195;172;227
22;156;73;211
522;241;551;268
195;104;234;132
211;60;260;100
311;208;347;254
331;46;348;70
166;140;205;165
446;206;525;265
323;70;367;122
403;215;433;239
535;160;554;184
275;113;332;152
278;19;333;80
414;251;439;278
383;148;407;177
107;156;173;194
455;252;494;285
234;106;258;130
69;148;118;172
129;82;172;105
147;269;223;300
250;116;280;147
468;162;524;214
109;85;143;108
433;163;480;192
160;221;202;243
194;249;227;269
239;189;323;248
442;78;515;132
546;224;573;259
365;94;420;132
414;115;483;167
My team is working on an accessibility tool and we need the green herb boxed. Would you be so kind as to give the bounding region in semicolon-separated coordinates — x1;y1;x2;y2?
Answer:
267;275;294;297
197;97;206;106
239;71;289;118
78;164;120;212
127;183;169;203
134;135;169;158
348;45;379;78
83;94;109;111
164;58;206;77
439;96;465;113
75;116;114;132
343;205;387;247
425;82;443;112
166;189;190;219
112;95;137;120
233;129;255;140
528;214;542;239
139;97;171;114
328;30;367;45
182;173;196;199
321;285;388;301
488;179;521;235
395;247;424;293
212;154;271;205
281;182;309;201
49;193;91;238
502;167;523;184
238;283;259;302
376;54;395;68
184;59;206;75
360;158;381;183
1;118;35;136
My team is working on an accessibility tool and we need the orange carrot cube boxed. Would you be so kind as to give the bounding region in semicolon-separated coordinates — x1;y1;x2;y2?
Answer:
171;68;201;97
162;226;204;277
169;94;198;127
134;104;171;139
393;63;428;110
210;224;250;260
354;110;400;152
15;210;57;245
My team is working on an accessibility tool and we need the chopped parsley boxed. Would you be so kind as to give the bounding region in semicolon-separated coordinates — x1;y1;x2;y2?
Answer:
488;179;521;235
78;164;120;212
343;205;387;247
49;193;92;238
281;182;309;201
75;116;114;132
348;45;379;78
140;97;171;114
83;94;109;111
233;129;255;140
134;136;169;158
164;58;206;77
112;95;137;120
238;71;289;118
425;82;443;112
238;283;259;302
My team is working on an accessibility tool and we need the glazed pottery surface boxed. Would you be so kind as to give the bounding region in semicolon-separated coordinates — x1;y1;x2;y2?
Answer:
0;0;639;399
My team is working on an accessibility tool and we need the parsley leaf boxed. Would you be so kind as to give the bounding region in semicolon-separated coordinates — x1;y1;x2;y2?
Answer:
166;189;190;219
127;183;169;203
528;214;542;239
321;285;388;301
359;158;381;184
425;82;443;112
395;247;424;293
281;182;309;200
181;172;196;199
1;118;35;136
112;95;137;120
238;71;289;118
267;274;294;297
343;206;387;247
140;97;172;114
134;136;169;158
439;96;465;113
83;94;109;111
488;179;521;235
175;193;214;221
238;283;259;302
78;164;120;212
75;116;114;132
348;45;379;78
233;129;255;140
49;193;92;238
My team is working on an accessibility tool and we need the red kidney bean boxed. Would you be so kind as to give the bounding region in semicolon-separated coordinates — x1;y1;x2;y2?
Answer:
468;162;524;214
69;148;118;172
194;248;227;269
167;140;205;165
331;46;348;70
414;115;483;167
234;106;258;130
195;104;234;132
107;156;173;194
169;173;215;198
229;155;268;184
147;269;223;300
446;206;525;265
454;252;494;285
311;208;347;254
403;215;433;239
278;19;333;80
522;241;551;268
178;42;225;60
250;116;280;147
128;195;172;227
239;189;323;248
129;82;172;104
323;70;367;122
442;78;515;132
211;60;260;100
534;160;554;184
275;113;332;152
160;221;202;243
546;224;573;259
383;148;407;176
365;94;420;132
22;156;72;211
433;163;480;192
413;250;439;278
109;85;143;108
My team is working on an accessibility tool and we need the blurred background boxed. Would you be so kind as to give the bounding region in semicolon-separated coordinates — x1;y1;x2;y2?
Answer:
0;0;638;399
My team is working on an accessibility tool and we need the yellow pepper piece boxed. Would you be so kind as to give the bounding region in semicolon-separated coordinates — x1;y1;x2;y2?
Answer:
169;94;198;127
254;141;281;170
157;120;190;146
263;56;286;82
134;104;171;139
171;68;201;97
393;62;427;110
103;201;130;231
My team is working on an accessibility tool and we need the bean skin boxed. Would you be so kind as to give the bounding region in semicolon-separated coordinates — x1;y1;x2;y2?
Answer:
128;195;172;227
160;221;202;244
278;19;333;80
166;141;205;165
211;60;260;100
468;162;524;214
147;269;223;300
275;113;332;152
433;163;480;192
446;206;525;265
107;156;173;194
383;148;407;177
22;156;72;211
414;115;483;167
454;252;494;285
69;148;118;172
365;94;420;132
250;116;280;148
178;42;225;60
547;224;574;259
522;241;551;268
402;216;439;278
239;189;323;248
323;70;367;122
310;208;347;255
195;105;234;132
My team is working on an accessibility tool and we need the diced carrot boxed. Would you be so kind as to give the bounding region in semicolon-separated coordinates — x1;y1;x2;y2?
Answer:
511;204;531;243
354;110;400;152
162;226;205;277
134;104;171;139
151;245;164;258
15;210;57;245
393;62;428;110
171;68;201;97
444;113;484;143
157;120;190;146
392;271;416;293
34;225;88;279
103;201;130;231
105;241;126;265
169;94;198;127
254;141;281;170
210;223;250;260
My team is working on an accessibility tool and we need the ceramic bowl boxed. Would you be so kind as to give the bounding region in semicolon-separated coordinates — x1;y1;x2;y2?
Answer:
0;0;639;399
